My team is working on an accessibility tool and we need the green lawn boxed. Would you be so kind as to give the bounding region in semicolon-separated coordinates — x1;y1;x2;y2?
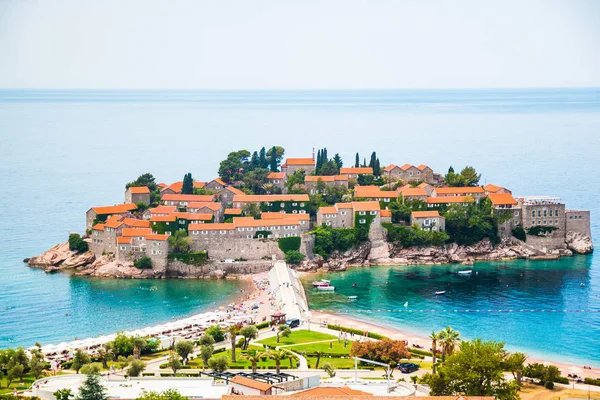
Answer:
183;348;299;370
0;375;37;395
289;340;352;355
257;330;337;347
306;356;372;370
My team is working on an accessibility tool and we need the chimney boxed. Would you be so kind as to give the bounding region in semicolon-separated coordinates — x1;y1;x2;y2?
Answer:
312;147;315;160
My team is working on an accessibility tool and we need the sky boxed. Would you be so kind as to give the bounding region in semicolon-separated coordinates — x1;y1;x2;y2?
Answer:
0;0;599;89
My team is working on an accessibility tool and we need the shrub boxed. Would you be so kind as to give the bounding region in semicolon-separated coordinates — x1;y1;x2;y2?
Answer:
254;321;270;329
278;237;301;253
323;362;336;378
285;250;305;265
134;257;153;269
544;381;554;390
68;233;89;254
128;359;146;377
584;377;600;386
205;325;225;342
527;225;558;237
383;223;449;247
512;226;527;242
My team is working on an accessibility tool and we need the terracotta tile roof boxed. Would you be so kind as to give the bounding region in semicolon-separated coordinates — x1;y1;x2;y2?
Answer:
147;234;169;241
149;205;178;214
488;193;518;206
400;163;415;171
484;183;504;193
193;181;206;189
227;396;494;400
224;208;243;215
157;183;167;188
121;218;151;228
117;237;132;244
128;186;150;194
427;196;475;204
417;164;430;171
222;186;245;195
260;212;310;221
91;203;137;215
122;228;153;237
92;224;105;231
434;187;485;195
162;181;183;193
319;206;339;214
106;215;124;223
161;194;216;202
188;223;234;231
417;182;431;188
230;376;273;391
399;188;428;197
173;212;213;221
187;202;222;211
340;167;373;175
150;215;177;222
381;209;392;217
412;210;440;218
335;202;354;209
305;175;334;182
354;186;399;199
233;217;302;228
291;386;373;396
351;201;381;211
267;172;286;179
104;219;125;229
285;158;315;166
233;194;310;203
384;164;397;172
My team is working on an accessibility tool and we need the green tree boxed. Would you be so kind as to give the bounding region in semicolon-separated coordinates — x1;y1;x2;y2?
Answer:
250;151;259;170
137;389;188;400
132;337;147;359
314;350;324;369
355;153;360;168
112;333;134;356
76;372;108;400
276;324;291;343
116;356;131;370
218;150;251;182
80;363;102;375
227;326;238;362
286;170;306;190
167;354;182;374
68;233;89;254
198;334;216;347
259;147;268;169
72;349;91;374
239;325;259;350
373;158;381;176
332;153;343;172
323;362;336;378
168;231;192;254
181;173;193;194
126;173;157;192
505;352;527;387
319;160;338;176
430;331;441;374
134;256;153;269
205;325;225;342
243;349;264;373
269;146;279;172
7;364;24;385
269;350;288;374
285;250;305;265
208;355;229;373
29;350;46;379
128;359;146;377
460;166;481;187
199;345;214;370
242;168;270;194
175;341;194;365
54;388;74;400
439;326;461;362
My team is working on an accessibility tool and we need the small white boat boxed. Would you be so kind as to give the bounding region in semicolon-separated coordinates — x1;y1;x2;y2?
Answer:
404;302;408;307
348;295;358;300
435;291;446;295
316;285;335;291
312;280;331;287
457;270;473;275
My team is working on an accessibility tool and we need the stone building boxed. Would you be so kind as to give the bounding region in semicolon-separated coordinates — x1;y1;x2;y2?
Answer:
383;163;434;183
125;186;151;205
433;186;485;199
410;210;446;231
484;183;512;195
266;172;286;192
216;186;245;206
160;181;183;195
381;209;392;223
426;196;475;208
187;201;224;222
304;175;348;194
281;158;315;176
518;196;566;233
398;187;428;202
354;186;399;204
161;193;216;207
204;178;227;192
86;203;137;230
143;205;177;219
232;194;310;214
339;167;373;179
316;201;381;228
565;210;591;237
489;193;521;237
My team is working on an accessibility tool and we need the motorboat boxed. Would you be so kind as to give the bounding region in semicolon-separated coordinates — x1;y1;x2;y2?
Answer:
457;270;473;275
435;291;446;295
312;279;331;287
316;285;335;291
348;295;358;300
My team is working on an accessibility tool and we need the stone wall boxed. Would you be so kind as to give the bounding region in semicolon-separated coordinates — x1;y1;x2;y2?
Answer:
566;210;591;237
524;235;567;253
191;237;286;260
165;259;273;278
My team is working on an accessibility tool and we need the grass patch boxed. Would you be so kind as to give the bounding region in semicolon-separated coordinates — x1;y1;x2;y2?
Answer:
183;348;299;370
306;357;371;370
289;340;352;355
0;375;37;394
257;330;337;347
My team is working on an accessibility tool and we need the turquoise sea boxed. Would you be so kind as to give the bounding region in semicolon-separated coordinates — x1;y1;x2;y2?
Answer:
0;89;598;364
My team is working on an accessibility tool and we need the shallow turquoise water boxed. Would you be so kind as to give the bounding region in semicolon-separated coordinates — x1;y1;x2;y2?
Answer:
0;88;598;358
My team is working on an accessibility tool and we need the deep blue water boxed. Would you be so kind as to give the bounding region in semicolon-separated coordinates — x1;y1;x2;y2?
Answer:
0;88;598;361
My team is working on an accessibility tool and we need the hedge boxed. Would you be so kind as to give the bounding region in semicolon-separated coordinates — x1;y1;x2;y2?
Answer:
408;348;433;357
167;251;208;266
585;377;600;386
278;237;301;253
327;324;386;340
255;321;270;329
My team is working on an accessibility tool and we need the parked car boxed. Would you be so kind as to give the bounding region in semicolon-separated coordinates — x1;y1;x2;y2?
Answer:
286;318;300;328
399;363;419;373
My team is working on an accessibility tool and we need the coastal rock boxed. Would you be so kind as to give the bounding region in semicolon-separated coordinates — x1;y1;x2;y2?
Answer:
28;242;74;268
368;240;390;261
212;269;227;279
62;251;96;268
566;231;594;254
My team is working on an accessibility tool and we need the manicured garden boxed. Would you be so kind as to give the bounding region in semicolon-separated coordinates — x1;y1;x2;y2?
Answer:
256;330;336;347
178;347;299;370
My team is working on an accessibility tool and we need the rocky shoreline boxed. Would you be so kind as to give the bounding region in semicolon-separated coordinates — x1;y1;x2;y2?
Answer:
27;232;593;278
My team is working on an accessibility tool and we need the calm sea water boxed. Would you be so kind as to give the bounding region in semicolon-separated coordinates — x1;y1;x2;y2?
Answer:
0;89;598;361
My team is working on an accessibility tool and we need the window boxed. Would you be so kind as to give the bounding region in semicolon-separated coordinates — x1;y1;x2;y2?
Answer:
292;210;298;214
166;222;170;225
532;211;535;217
300;210;306;214
555;219;558;224
292;202;298;206
359;219;366;224
543;220;547;225
274;226;280;230
220;231;227;235
556;209;559;216
326;214;330;219
257;234;264;239
424;219;431;226
384;198;390;202
544;210;547;217
238;228;244;232
359;211;366;215
120;246;127;251
432;226;438;231
341;211;347;215
579;215;583;219
514;211;519;217
538;210;541;217
247;235;252;239
300;202;305;207
273;180;279;184
280;203;285;208
549;210;553;217
326;221;332;226
370;211;377;215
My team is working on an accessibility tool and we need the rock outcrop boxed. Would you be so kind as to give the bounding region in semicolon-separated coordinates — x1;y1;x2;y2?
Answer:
566;231;594;254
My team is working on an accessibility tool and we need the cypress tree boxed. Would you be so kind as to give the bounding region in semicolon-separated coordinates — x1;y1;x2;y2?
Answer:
259;147;267;169
363;158;367;167
374;158;381;176
355;153;360;168
182;173;193;194
369;152;377;168
448;166;454;173
250;151;259;170
269;146;279;172
315;149;322;175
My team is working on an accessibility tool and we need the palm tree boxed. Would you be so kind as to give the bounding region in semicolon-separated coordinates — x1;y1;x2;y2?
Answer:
429;330;441;374
506;352;528;386
227;326;238;362
439;326;460;362
244;349;264;373
314;350;324;369
269;350;288;374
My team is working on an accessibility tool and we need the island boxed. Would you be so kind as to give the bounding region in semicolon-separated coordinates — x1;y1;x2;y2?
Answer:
27;146;593;278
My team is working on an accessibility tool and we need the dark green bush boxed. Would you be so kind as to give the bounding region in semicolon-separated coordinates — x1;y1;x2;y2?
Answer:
254;321;270;329
512;226;527;242
527;225;558;236
68;233;89;253
383;223;449;247
278;237;301;253
285;250;305;265
584;377;600;386
134;256;153;269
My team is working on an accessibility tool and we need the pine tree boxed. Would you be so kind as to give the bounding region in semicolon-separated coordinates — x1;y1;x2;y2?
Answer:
181;173;193;194
269;146;279;172
355;153;360;168
250;151;259;170
259;147;268;169
76;372;108;400
333;153;343;173
448;166;454;173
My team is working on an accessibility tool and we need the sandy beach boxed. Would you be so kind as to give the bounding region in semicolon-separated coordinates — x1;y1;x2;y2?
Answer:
311;310;600;379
